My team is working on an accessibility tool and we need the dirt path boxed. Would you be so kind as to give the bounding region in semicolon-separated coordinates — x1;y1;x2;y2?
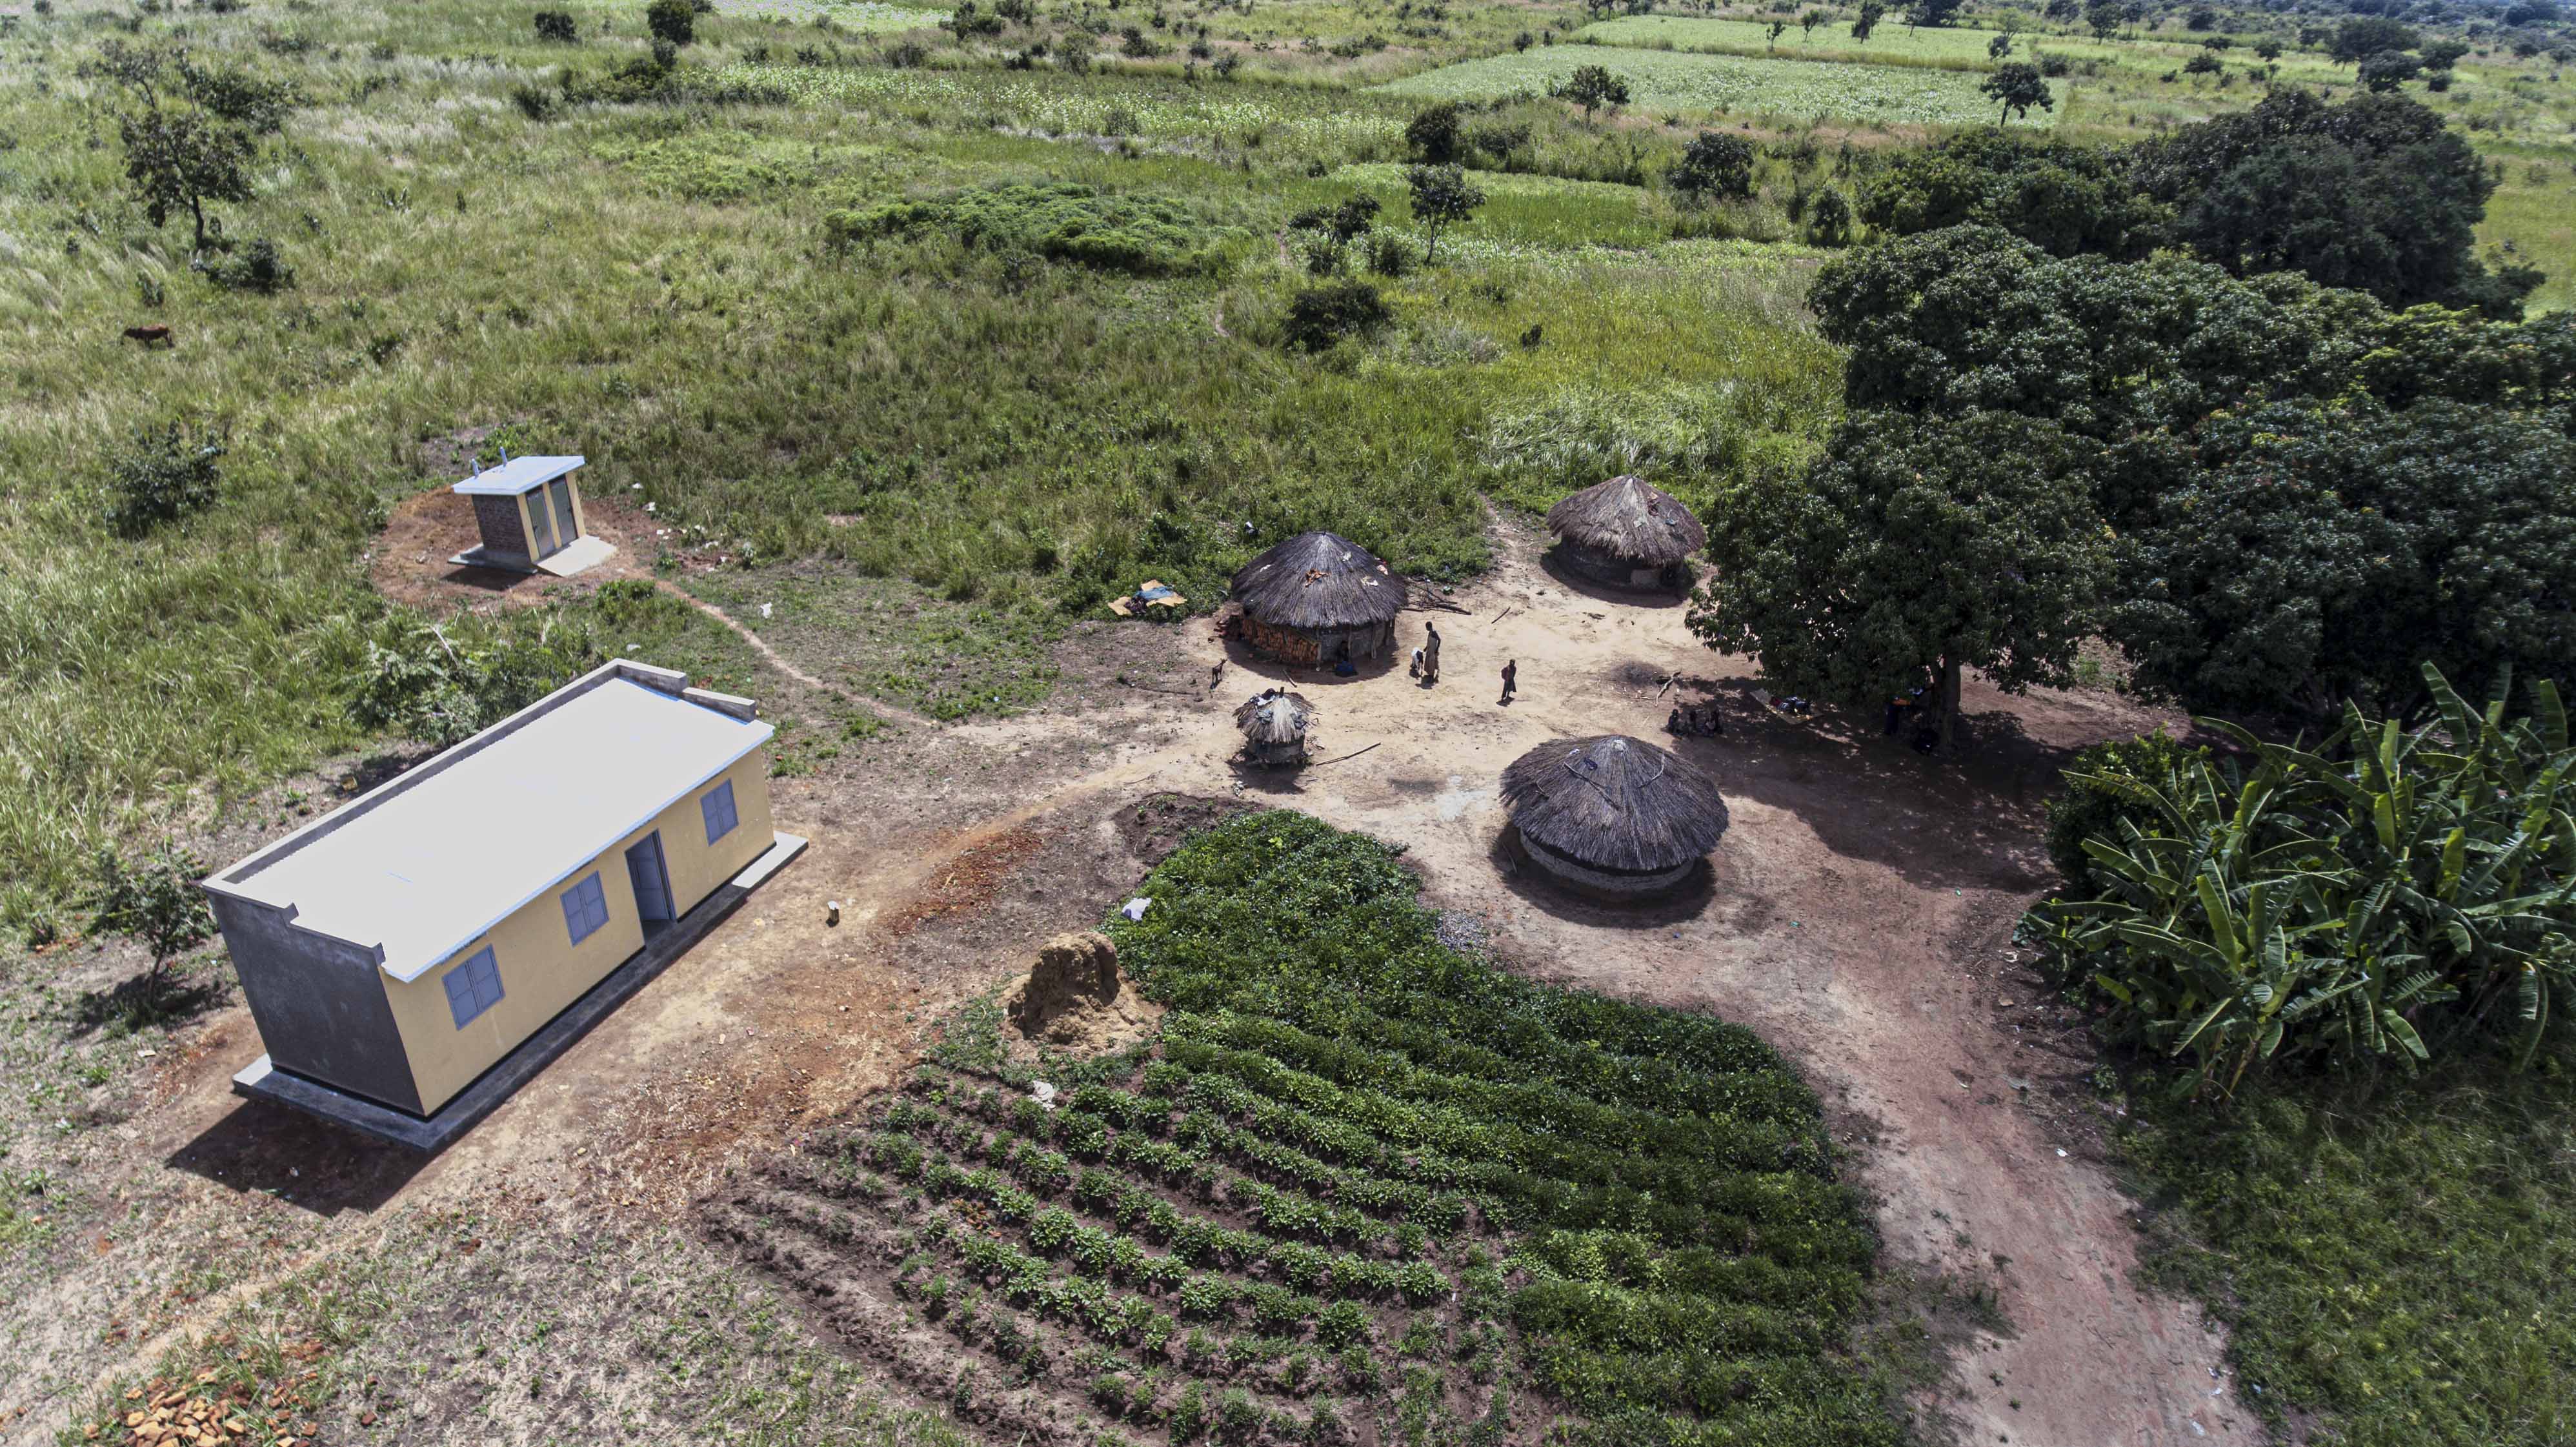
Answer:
18;517;2246;1447
647;578;936;727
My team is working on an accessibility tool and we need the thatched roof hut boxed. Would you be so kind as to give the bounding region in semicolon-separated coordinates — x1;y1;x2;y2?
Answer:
1234;689;1316;766
1500;734;1728;896
1227;532;1407;667
1545;475;1707;592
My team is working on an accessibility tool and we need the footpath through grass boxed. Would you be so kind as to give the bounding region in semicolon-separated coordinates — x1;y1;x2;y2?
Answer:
723;809;1900;1446
2123;1051;2576;1446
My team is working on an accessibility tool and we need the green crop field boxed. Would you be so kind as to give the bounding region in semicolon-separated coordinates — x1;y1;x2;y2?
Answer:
718;811;1900;1446
1376;45;2058;127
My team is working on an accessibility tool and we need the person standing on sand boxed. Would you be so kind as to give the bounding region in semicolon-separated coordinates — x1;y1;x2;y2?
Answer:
1499;659;1517;704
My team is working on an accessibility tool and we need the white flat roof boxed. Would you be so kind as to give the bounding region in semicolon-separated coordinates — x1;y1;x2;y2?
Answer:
225;676;771;982
452;455;585;496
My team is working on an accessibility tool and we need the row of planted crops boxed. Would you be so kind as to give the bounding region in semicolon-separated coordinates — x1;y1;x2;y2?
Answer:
716;808;1893;1446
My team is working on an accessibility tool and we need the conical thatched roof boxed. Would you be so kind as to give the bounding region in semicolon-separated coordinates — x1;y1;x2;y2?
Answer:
1234;690;1315;745
1229;532;1406;631
1545;475;1707;567
1501;734;1728;873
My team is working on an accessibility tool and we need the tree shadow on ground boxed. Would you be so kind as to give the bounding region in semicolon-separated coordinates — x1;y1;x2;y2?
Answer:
167;1103;426;1218
1655;677;2097;895
65;967;229;1040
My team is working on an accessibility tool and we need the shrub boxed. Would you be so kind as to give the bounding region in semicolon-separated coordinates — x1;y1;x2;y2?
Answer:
87;842;215;996
194;236;294;292
1281;281;1390;352
824;182;1233;277
348;611;602;747
533;8;578;41
645;0;694;47
2041;729;2206;898
105;421;223;536
1404;100;1464;163
1365;231;1414;278
2029;667;2576;1091
1667;131;1756;204
510;81;558;119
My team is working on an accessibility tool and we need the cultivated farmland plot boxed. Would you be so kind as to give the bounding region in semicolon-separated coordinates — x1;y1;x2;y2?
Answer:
1375;46;2057;128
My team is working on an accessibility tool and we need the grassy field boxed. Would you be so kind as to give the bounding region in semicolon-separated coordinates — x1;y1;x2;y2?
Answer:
721;810;1903;1445
1376;45;2057;126
2123;1054;2576;1446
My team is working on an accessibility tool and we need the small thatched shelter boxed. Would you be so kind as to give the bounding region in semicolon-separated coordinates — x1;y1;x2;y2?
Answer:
1228;532;1406;667
1234;689;1316;767
1500;734;1728;897
1545;475;1707;592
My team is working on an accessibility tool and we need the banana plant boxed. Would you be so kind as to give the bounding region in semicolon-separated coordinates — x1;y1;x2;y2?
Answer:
2034;664;2576;1091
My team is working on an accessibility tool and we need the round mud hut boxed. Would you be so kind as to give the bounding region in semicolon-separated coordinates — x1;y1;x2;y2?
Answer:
1545;475;1707;592
1500;734;1729;897
1227;531;1406;668
1234;689;1316;767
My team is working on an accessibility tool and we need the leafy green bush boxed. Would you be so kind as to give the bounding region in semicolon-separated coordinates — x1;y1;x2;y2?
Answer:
2041;729;2207;898
2029;665;2576;1092
645;0;694;47
193;236;294;293
533;9;578;41
347;609;605;747
105;421;224;537
1281;281;1390;352
823;182;1234;278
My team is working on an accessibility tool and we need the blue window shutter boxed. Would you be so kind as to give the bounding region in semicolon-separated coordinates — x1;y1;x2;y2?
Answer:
447;946;503;1027
701;780;739;844
561;872;609;945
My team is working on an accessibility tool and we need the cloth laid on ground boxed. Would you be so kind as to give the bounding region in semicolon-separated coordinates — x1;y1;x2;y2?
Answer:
1106;580;1187;617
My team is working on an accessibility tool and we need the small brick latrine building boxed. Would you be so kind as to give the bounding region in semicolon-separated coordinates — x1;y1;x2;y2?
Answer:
450;452;616;578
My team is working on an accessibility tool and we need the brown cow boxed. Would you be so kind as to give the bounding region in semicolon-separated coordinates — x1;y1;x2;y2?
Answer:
122;325;174;349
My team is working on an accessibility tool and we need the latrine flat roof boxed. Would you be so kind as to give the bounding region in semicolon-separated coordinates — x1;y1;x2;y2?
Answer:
212;668;771;984
451;454;585;496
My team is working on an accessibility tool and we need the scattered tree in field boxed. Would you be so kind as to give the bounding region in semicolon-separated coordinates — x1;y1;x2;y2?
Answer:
1858;130;2168;260
1982;62;2053;123
1404;101;1463;163
1907;0;1961;30
1667;130;1758;204
2329;14;2418;63
107;421;224;537
1551;63;1630;121
2131;90;2541;316
2085;0;2120;38
1513;30;1533;50
1405;162;1485;262
1987;31;2013;58
2182;49;2222;75
646;0;696;48
86;43;276;254
88;844;216;1003
1851;0;1885;41
1766;17;1787;47
1800;8;1827;41
1692;409;2112;751
2360;49;2424;90
1806;183;1854;245
2253;35;2281;59
2421;37;2470;68
2184;5;2216;30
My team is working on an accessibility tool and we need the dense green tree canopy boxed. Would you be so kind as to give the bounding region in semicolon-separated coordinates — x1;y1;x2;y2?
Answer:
1691;409;2113;746
2130;90;2540;316
1856;132;2168;261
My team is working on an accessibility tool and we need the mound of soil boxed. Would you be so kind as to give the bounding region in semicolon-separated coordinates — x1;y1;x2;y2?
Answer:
998;930;1162;1055
1113;793;1250;865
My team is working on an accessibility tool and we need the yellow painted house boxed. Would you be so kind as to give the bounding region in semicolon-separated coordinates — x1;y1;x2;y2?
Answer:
203;661;803;1148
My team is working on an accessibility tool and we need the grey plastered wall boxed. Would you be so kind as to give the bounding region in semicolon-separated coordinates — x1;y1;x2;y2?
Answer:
472;492;531;560
206;893;422;1115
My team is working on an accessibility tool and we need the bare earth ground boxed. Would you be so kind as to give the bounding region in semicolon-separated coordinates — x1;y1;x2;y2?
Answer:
1;512;2244;1447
